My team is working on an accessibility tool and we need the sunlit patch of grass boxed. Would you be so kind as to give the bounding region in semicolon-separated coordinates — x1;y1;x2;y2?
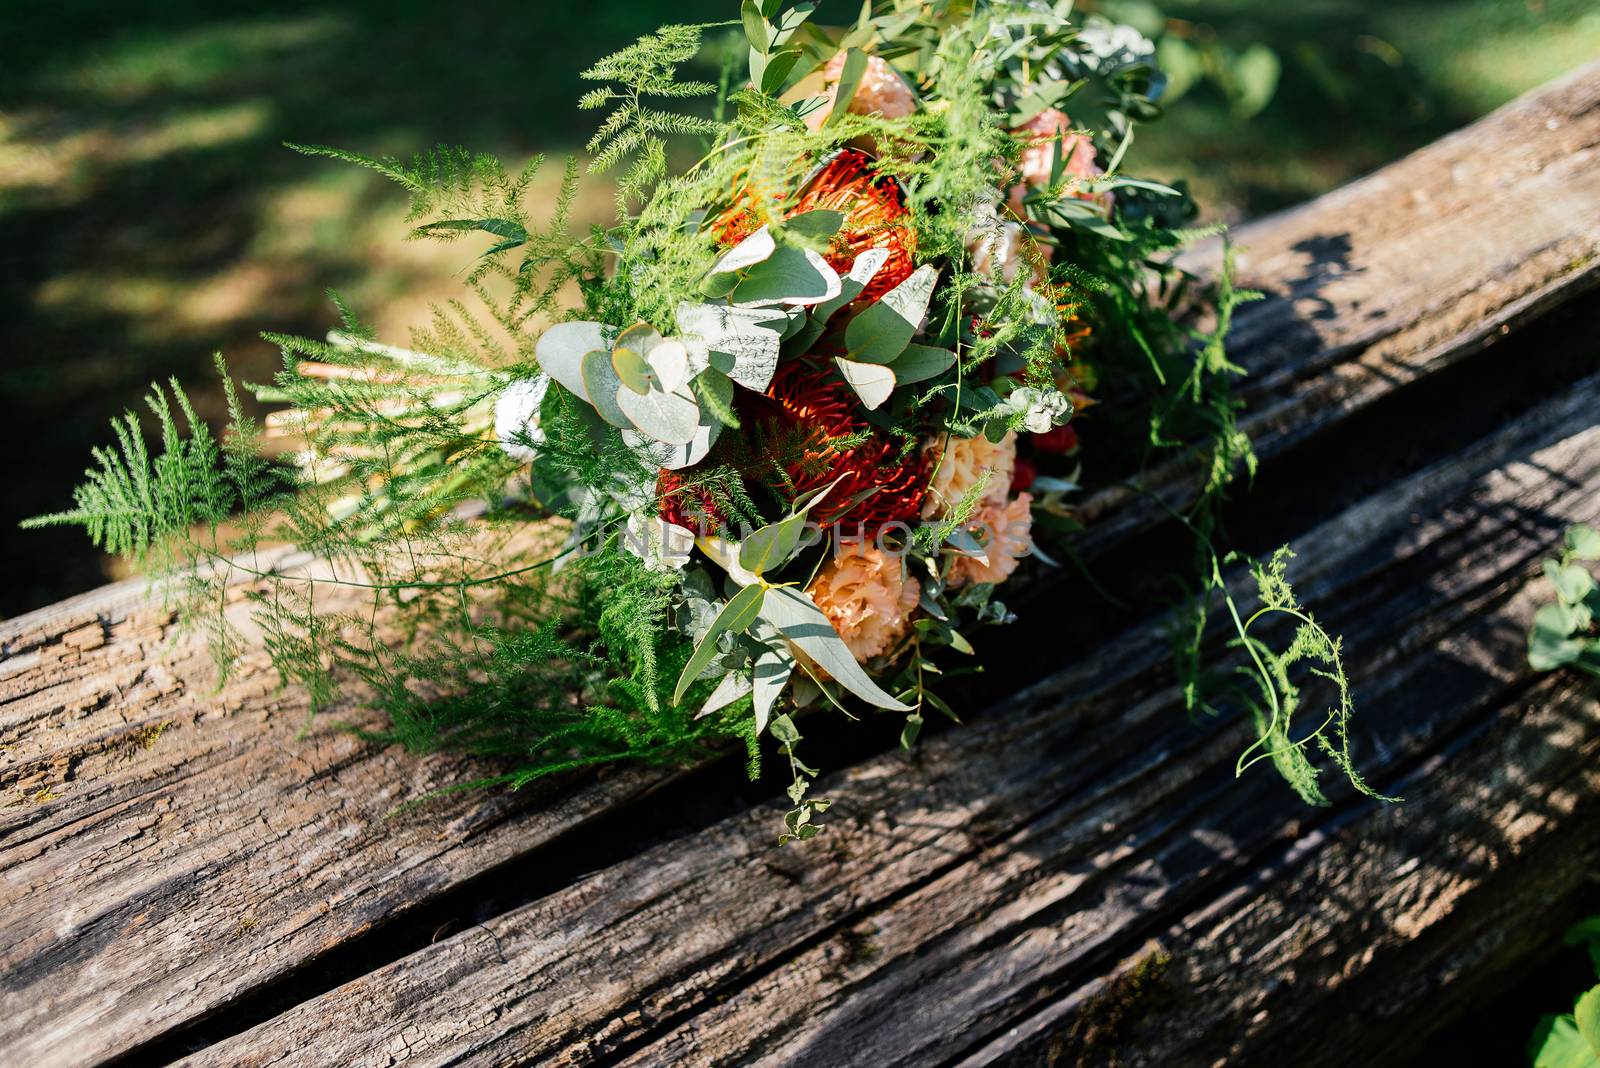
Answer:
39;16;347;98
1382;3;1600;113
0;101;275;216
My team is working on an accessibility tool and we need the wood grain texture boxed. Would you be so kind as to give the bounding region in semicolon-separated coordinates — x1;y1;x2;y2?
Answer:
0;565;669;1067
2;61;1596;1068
1076;58;1600;552
178;375;1600;1067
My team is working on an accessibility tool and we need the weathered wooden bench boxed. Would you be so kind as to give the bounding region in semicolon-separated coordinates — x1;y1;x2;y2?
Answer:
3;62;1598;1068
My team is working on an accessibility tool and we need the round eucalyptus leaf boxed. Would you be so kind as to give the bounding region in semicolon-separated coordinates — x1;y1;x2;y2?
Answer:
616;384;702;445
535;320;609;401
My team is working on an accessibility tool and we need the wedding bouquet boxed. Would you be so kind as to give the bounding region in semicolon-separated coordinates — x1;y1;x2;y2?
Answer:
29;0;1383;840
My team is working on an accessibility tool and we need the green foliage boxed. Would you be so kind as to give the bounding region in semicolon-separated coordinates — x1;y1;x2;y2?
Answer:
1528;525;1600;676
1529;919;1600;1068
21;370;240;562
25;0;1371;838
579;22;724;205
1222;547;1392;806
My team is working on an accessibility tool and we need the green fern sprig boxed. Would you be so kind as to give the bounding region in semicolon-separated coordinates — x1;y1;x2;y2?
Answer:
579;23;725;203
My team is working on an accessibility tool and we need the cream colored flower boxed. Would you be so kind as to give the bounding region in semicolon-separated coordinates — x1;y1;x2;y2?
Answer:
967;208;1052;288
1007;108;1111;217
804;52;917;130
805;541;921;663
947;493;1034;588
920;432;1016;520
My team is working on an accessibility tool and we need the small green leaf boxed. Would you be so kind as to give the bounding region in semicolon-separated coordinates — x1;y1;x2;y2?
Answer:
760;48;802;95
900;712;923;749
414;217;528;257
890;343;956;385
692;369;740;429
741;0;769;53
1547;560;1596;604
824;48;868;128
673;584;767;705
1530;603;1586;671
844;264;938;363
1231;43;1281;118
1568;525;1600;561
1531;1014;1598;1068
1574;985;1600;1056
770;711;801;747
752;644;794;736
579;350;631;428
731;244;841;307
760;586;912;710
740;513;810;575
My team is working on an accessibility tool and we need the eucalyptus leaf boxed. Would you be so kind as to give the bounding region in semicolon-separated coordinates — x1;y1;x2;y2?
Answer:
611;345;654;395
759;586;912;710
740;512;810;575
890;343;956;385
616;385;701;445
647;339;689;394
813;247;887;323
622;416;720;471
579;350;631;428
834;357;896;410
697;670;753;719
731;244;842;307
673;583;767;705
677;302;784;392
844;264;938;363
706;225;777;294
783;209;845;240
535;321;610;401
752;643;795;736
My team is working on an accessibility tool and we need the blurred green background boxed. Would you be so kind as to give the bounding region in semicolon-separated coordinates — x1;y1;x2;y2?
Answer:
3;0;1597;617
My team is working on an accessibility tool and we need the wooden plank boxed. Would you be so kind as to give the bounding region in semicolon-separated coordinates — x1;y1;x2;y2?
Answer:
174;373;1600;1067
1076;57;1600;552
3;61;1597;1067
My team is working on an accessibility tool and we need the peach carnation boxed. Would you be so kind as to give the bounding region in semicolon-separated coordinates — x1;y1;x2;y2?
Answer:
806;541;921;663
1007;108;1112;217
947;493;1034;588
804;52;917;130
920;431;1016;520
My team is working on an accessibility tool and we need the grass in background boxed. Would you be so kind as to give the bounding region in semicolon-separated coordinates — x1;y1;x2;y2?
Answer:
2;0;1595;615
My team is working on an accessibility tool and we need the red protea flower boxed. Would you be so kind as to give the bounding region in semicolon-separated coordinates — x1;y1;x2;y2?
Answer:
656;470;723;536
753;362;926;532
714;148;917;306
